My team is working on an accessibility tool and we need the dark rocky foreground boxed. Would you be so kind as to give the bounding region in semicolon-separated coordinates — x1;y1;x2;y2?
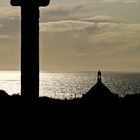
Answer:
0;83;138;135
0;83;140;123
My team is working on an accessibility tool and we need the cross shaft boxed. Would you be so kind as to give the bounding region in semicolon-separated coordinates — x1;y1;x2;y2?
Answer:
11;0;50;99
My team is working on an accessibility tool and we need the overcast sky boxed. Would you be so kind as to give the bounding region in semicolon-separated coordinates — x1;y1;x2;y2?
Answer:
0;0;140;72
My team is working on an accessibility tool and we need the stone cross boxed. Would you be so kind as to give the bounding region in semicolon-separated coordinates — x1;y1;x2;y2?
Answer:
10;0;50;99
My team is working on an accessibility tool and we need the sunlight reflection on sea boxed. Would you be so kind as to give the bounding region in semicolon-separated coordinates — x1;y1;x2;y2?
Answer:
0;71;140;99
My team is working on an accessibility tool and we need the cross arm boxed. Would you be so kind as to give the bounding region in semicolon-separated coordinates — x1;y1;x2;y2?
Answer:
10;0;50;7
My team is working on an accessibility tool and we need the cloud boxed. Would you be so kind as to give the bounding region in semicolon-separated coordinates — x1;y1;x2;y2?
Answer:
40;18;140;57
41;3;86;22
81;15;112;22
40;1;140;25
40;20;96;32
101;0;139;3
0;24;3;28
0;1;140;71
0;34;10;39
40;19;140;72
43;3;85;16
40;15;116;33
0;7;20;18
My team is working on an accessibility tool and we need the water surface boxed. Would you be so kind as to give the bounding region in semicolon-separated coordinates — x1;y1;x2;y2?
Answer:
0;71;140;99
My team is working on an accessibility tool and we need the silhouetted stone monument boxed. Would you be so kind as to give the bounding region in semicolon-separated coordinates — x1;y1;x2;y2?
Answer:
10;0;50;98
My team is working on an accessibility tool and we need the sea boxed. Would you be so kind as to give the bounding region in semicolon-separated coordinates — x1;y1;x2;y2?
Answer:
0;71;140;99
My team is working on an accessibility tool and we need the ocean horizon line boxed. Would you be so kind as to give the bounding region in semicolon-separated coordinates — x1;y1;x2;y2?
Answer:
0;70;139;74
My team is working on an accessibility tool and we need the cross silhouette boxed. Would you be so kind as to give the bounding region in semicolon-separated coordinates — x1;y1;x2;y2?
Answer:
10;0;50;99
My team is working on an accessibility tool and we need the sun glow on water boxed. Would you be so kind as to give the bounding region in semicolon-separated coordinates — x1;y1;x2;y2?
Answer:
0;71;20;95
0;71;20;80
0;71;140;99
